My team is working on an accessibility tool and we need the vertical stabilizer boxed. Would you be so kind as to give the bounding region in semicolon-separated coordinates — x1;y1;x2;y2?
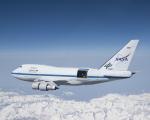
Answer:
99;40;139;71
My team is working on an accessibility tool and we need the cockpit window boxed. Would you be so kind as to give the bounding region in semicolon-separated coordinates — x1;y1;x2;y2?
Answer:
19;65;22;68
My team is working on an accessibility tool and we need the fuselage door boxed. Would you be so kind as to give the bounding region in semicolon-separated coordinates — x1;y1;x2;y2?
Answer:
77;69;89;78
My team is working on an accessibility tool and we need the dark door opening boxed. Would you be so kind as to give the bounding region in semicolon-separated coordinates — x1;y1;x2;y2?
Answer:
77;69;88;78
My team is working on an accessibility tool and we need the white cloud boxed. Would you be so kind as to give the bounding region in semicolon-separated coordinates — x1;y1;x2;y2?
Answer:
0;91;150;120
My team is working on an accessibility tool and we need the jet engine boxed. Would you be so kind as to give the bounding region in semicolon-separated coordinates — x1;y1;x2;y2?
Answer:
32;82;40;90
32;81;58;91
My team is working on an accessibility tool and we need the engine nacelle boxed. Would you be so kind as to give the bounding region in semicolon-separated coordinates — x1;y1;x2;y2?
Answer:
32;81;58;91
32;82;40;90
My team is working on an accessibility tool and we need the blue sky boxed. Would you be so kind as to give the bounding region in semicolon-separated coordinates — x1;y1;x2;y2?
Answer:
0;0;150;100
0;0;150;51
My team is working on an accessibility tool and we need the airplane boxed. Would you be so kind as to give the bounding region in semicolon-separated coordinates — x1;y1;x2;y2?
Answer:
11;40;139;91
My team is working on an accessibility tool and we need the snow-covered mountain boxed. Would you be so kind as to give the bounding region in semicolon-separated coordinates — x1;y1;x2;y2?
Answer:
0;90;150;120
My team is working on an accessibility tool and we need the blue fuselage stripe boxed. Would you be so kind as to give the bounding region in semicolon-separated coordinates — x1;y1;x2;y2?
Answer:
11;72;103;78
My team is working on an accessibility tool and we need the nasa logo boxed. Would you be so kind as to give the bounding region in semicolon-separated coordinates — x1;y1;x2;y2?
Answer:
104;63;112;69
116;54;130;62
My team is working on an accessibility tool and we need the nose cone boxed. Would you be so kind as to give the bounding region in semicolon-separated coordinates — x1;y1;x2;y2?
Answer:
12;68;18;73
11;68;19;77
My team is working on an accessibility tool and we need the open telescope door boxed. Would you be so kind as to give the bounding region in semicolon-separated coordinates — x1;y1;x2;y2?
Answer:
77;69;89;78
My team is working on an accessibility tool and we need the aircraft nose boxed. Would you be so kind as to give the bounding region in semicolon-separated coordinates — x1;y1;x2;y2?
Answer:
12;69;17;74
11;69;16;75
11;68;19;76
11;68;22;79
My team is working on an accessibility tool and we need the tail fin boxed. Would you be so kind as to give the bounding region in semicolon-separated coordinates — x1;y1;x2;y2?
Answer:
99;40;139;71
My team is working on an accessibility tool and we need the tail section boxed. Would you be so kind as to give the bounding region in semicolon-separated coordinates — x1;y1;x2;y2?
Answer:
99;40;139;71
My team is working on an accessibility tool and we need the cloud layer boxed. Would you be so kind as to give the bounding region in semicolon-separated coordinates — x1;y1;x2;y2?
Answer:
0;91;150;120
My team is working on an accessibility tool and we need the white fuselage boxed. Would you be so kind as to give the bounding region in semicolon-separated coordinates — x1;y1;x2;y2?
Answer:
11;64;117;86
